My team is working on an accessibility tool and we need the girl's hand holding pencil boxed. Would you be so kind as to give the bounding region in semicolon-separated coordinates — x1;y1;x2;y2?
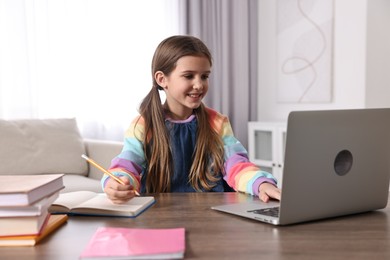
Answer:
81;155;140;203
104;176;139;204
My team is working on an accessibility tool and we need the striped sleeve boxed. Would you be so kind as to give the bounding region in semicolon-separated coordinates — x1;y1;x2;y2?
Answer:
208;108;277;196
100;116;146;192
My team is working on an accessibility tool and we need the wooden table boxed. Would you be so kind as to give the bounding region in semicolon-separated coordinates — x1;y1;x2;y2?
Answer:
1;192;390;260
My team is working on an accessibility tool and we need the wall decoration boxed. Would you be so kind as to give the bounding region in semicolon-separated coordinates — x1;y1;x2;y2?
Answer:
277;0;334;103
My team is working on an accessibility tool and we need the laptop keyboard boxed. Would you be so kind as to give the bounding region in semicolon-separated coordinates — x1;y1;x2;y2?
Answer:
247;207;280;218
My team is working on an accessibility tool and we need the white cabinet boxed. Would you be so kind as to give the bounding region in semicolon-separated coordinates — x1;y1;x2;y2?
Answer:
248;122;287;188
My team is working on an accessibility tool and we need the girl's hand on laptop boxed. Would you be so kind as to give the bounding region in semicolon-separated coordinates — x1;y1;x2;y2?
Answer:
258;183;281;203
104;176;137;204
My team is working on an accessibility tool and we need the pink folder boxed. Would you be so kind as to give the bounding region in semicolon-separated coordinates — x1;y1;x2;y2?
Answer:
80;227;185;259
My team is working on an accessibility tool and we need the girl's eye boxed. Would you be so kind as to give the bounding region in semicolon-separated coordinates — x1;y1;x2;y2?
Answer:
202;75;209;80
184;75;194;79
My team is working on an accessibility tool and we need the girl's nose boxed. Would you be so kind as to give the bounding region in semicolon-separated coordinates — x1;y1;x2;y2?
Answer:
193;79;203;90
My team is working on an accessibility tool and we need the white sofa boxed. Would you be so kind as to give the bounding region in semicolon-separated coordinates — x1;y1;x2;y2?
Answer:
0;118;123;193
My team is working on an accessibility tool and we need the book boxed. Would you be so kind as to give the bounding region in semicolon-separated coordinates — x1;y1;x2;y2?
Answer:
0;211;50;236
0;214;68;247
0;174;64;206
0;191;59;217
49;191;155;217
80;227;185;259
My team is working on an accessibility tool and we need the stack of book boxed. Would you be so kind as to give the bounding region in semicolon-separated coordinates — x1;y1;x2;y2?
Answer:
0;174;68;246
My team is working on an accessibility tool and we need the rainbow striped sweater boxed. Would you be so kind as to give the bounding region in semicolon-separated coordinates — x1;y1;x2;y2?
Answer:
101;108;277;195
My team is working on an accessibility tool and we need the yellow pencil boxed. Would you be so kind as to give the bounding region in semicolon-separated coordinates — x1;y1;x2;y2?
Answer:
81;154;140;196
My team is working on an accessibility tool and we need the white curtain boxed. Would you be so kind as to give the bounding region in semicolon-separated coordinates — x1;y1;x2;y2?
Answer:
0;0;179;141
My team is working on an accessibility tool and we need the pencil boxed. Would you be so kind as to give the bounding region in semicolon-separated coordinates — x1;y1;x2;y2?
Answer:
81;154;140;196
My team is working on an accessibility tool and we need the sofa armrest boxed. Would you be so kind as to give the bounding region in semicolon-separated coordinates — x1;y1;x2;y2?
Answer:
84;139;123;180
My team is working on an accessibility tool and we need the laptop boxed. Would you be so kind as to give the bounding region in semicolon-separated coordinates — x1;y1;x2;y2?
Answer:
212;108;390;225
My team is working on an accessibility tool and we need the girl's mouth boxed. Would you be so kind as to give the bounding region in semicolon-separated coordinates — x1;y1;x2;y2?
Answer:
188;93;202;98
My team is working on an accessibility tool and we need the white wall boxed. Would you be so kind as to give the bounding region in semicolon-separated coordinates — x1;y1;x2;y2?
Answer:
257;0;389;122
365;0;390;108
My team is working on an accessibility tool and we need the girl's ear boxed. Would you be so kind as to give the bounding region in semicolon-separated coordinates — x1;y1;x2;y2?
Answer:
155;71;167;89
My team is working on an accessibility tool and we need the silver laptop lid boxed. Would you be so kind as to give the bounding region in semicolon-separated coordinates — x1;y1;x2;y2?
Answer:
278;108;390;225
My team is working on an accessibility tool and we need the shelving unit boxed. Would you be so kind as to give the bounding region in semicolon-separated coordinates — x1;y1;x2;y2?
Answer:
248;122;287;188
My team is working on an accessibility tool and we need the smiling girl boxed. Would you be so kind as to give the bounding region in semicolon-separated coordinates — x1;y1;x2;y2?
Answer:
102;35;281;204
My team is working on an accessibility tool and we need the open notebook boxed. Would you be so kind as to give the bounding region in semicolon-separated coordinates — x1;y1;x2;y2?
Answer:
49;191;155;218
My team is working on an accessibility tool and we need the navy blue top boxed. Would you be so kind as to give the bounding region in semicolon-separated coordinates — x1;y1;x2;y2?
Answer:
140;115;227;193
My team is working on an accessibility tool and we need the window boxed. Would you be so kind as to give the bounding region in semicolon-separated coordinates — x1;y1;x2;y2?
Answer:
0;0;179;140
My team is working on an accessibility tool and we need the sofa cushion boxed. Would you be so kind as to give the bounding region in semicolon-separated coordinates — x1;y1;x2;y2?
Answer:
62;175;102;193
0;118;88;176
84;139;123;180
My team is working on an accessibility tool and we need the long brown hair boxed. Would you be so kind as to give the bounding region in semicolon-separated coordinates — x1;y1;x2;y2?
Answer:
137;35;224;193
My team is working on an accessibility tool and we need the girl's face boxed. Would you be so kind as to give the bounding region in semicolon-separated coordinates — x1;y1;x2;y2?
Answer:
155;55;210;120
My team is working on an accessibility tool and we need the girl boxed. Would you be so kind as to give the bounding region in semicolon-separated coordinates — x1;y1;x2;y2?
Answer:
102;35;281;204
